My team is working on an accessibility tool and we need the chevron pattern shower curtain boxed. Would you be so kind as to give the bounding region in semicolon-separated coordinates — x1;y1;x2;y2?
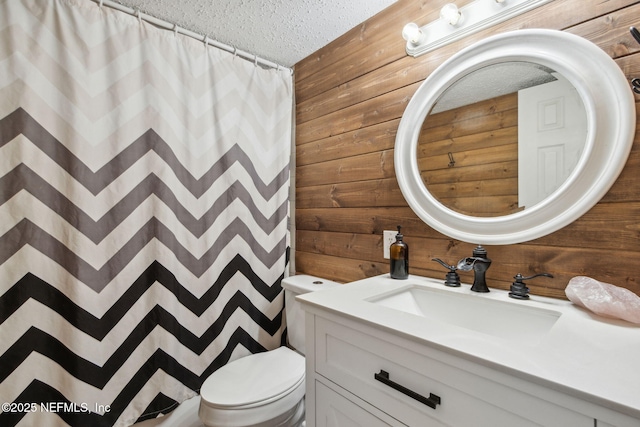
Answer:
0;0;292;426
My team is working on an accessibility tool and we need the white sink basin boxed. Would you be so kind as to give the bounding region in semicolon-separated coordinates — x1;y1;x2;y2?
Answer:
368;285;561;345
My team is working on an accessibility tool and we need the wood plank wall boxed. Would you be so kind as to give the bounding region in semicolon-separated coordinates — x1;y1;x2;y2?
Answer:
293;0;640;299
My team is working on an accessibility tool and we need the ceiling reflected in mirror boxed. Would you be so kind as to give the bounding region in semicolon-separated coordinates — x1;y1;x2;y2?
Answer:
430;62;557;113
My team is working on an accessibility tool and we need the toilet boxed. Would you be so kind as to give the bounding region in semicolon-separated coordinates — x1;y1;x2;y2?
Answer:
198;275;339;427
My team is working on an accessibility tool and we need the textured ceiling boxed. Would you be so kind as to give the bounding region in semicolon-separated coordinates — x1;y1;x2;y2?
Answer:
115;0;397;68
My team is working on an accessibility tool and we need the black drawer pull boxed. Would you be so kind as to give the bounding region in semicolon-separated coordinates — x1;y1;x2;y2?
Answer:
374;370;441;410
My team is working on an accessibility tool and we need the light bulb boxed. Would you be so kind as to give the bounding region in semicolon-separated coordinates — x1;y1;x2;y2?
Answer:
440;3;462;26
402;23;423;44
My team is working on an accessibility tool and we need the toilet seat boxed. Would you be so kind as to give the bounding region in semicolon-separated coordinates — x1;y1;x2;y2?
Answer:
199;347;306;426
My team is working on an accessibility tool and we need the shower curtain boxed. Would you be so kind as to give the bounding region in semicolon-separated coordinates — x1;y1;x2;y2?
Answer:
0;0;292;426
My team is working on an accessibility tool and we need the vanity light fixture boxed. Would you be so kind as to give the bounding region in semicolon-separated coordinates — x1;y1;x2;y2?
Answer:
401;22;424;45
402;0;553;57
440;3;462;26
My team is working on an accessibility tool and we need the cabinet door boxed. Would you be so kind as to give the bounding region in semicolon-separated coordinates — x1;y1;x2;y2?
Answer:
315;382;412;427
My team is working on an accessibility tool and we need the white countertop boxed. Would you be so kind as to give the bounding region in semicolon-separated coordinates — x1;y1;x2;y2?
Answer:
297;274;640;419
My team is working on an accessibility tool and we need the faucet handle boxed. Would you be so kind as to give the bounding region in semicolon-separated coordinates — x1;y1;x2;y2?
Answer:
509;273;553;299
431;258;461;287
432;258;456;271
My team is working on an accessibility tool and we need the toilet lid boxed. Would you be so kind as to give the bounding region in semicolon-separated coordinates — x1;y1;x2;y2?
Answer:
200;347;304;409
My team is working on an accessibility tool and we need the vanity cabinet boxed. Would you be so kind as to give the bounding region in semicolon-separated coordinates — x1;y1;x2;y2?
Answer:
303;310;638;427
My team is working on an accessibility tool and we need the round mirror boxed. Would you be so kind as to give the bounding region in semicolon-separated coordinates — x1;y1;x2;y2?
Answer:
395;29;635;244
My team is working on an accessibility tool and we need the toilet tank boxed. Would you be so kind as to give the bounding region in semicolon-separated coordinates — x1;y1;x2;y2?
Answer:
282;275;339;355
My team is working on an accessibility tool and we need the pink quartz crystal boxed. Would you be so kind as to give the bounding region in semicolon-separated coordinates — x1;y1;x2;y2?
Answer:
565;276;640;324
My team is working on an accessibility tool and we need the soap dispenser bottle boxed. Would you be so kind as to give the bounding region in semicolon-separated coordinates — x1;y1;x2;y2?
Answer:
390;225;409;280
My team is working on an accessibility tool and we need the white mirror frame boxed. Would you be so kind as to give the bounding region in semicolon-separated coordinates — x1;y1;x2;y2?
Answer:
395;29;636;245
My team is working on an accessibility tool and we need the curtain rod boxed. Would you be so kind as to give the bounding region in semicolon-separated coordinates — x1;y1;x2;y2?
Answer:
89;0;292;73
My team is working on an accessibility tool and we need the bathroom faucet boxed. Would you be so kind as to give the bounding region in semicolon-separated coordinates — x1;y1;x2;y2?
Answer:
457;245;492;293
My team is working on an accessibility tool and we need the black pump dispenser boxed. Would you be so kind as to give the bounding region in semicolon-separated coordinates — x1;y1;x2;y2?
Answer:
390;225;409;279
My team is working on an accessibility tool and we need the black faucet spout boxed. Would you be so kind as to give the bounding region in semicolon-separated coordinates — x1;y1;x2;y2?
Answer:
469;257;491;292
469;246;491;293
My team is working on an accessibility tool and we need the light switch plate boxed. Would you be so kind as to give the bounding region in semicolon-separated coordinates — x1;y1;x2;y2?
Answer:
383;230;396;259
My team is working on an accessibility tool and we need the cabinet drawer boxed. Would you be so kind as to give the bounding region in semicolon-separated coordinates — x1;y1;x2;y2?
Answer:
315;317;592;427
315;381;404;427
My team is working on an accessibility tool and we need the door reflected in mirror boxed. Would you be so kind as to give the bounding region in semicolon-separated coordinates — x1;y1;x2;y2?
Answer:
417;62;588;217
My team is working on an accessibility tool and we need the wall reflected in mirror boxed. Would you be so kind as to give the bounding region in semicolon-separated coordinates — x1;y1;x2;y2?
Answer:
417;62;588;217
